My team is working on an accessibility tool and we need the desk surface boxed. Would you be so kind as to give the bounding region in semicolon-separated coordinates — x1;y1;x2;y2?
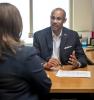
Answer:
84;47;94;63
46;65;94;93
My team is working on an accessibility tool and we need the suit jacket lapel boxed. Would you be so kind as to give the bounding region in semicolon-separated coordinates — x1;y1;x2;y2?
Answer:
45;27;68;59
59;28;68;63
60;28;68;49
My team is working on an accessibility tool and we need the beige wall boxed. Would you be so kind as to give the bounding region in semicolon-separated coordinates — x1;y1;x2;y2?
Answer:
92;0;94;31
72;0;92;32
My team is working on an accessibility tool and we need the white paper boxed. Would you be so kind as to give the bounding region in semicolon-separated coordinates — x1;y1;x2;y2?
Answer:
56;70;91;78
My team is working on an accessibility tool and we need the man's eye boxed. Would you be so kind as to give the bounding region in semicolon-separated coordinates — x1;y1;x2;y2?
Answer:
57;17;62;20
51;16;62;20
51;16;55;20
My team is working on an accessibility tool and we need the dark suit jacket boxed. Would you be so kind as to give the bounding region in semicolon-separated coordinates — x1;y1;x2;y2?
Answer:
33;27;87;67
0;46;51;100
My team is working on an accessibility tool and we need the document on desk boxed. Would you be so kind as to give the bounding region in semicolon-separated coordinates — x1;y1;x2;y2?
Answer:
56;70;91;78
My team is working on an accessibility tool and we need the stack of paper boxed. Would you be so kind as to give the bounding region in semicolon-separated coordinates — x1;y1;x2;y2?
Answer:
56;70;91;78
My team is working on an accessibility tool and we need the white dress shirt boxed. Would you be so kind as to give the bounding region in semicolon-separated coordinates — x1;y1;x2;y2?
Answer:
51;31;62;60
51;30;81;67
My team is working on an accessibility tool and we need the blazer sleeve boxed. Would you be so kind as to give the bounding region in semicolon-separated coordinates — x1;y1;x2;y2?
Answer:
33;32;48;63
33;32;40;51
75;32;87;67
18;46;52;95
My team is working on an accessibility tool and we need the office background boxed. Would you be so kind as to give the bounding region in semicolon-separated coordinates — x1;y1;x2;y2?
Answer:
0;0;94;44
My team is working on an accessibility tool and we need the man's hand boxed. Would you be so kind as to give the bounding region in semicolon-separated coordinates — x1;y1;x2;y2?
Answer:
68;51;80;68
44;58;61;70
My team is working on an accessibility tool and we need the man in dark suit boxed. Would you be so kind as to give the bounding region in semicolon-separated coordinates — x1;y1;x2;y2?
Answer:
33;8;87;70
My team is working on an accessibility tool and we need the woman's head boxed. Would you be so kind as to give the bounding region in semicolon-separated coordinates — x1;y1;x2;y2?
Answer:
0;3;23;41
0;3;23;60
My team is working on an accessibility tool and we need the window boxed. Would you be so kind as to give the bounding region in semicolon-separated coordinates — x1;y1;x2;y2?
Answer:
0;0;70;44
33;0;70;33
0;0;30;40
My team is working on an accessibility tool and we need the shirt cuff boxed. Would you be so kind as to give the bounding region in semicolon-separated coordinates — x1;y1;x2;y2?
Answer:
77;61;81;67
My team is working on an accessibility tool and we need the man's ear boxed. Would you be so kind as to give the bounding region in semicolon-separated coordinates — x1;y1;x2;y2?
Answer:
63;18;67;23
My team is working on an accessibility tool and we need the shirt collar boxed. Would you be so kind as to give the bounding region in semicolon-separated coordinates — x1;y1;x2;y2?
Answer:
52;30;62;38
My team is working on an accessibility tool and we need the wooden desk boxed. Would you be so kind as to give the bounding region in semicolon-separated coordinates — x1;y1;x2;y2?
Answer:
46;65;94;93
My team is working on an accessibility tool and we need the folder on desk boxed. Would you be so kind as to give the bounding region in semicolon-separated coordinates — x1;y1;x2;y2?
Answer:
56;70;91;78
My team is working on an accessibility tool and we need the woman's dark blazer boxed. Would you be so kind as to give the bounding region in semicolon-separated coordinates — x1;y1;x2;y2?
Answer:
0;46;51;100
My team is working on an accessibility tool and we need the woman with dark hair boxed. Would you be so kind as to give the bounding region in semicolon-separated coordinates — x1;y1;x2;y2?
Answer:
0;3;51;100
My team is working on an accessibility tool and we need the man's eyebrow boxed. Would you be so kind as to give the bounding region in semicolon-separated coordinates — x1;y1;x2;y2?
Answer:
51;16;63;19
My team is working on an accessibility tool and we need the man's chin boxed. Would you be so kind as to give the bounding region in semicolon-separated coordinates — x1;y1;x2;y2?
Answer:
52;29;58;33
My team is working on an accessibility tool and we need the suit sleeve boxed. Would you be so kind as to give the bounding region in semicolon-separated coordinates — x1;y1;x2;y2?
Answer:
75;32;87;67
33;32;48;63
33;32;40;51
23;47;52;95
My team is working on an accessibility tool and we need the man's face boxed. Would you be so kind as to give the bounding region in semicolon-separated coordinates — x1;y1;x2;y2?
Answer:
50;10;66;35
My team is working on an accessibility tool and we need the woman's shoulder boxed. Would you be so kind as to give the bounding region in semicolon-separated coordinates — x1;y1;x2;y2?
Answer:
16;46;38;61
21;46;37;54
